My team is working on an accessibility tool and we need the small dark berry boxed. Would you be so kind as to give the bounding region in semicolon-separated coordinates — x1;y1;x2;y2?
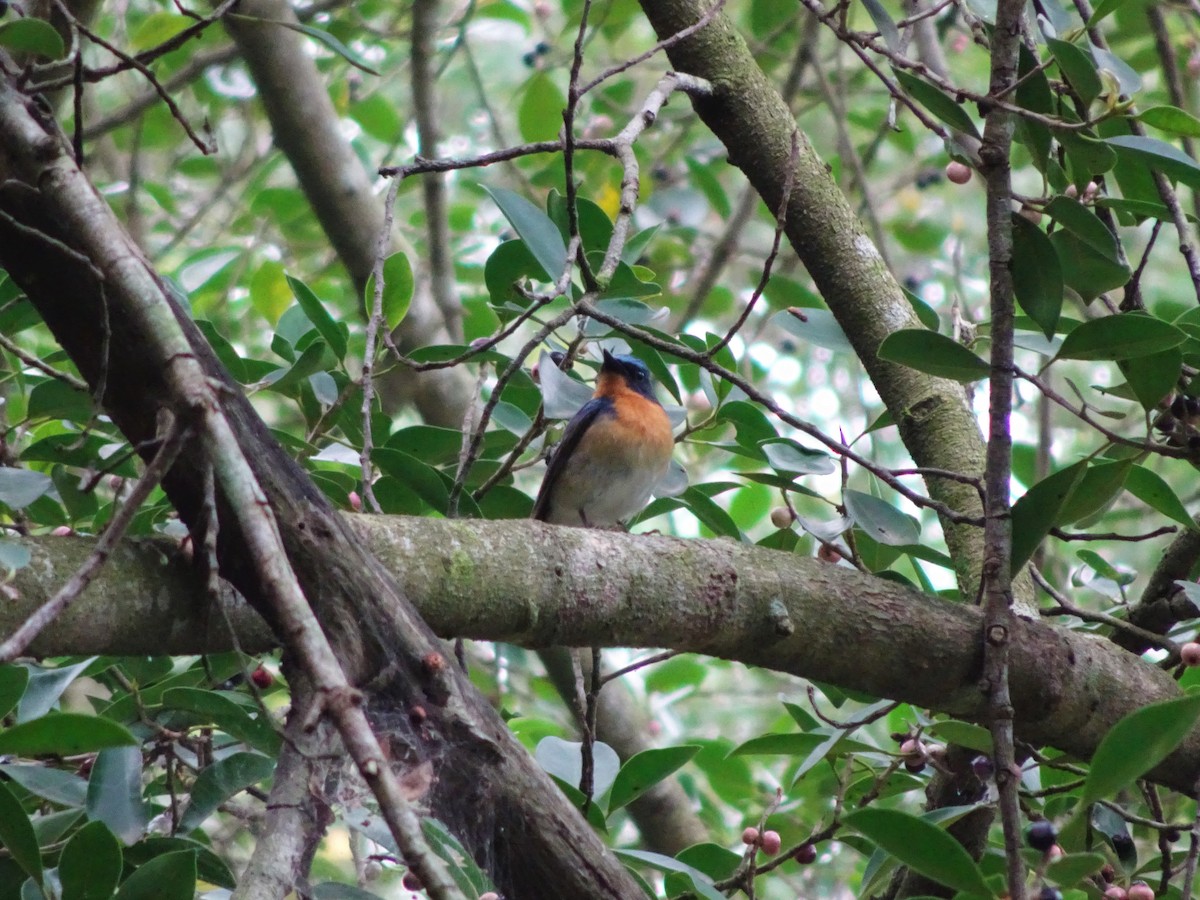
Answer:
250;665;273;689
1026;819;1058;852
1165;827;1182;843
1038;888;1062;900
793;843;817;864
970;754;994;780
534;41;551;55
1101;863;1115;883
402;871;422;890
522;51;537;67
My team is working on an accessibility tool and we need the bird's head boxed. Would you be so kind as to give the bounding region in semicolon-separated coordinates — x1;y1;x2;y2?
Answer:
597;349;659;402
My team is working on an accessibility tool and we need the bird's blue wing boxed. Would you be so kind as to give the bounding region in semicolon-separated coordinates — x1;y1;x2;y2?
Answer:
532;397;612;521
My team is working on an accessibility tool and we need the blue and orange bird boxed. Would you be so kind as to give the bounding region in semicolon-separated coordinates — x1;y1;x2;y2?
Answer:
533;350;674;528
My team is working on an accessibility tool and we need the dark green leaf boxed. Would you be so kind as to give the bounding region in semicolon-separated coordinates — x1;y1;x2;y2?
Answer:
1106;135;1200;190
1046;851;1106;888
1117;348;1180;410
363;251;414;330
482;186;568;286
264;340;332;395
124;837;235;890
1047;38;1101;107
772;307;853;353
1081;693;1200;804
286;275;347;361
608;746;700;812
18;658;95;722
615;850;724;900
1044;196;1118;259
0;779;41;888
892;69;980;139
861;0;900;49
1138;105;1200;138
844;808;994;897
1126;465;1196;529
1010;461;1088;572
519;72;566;143
1056;459;1131;525
844;490;920;546
877;330;989;381
159;687;280;754
60;821;122;900
0;666;28;719
1049;230;1130;302
1057;313;1185;360
760;439;835;476
1011;214;1063;338
87;746;148;846
0;764;88;807
928;720;992;754
421;817;493;896
0;713;136;756
0;19;66;59
178;752;275;832
113;850;196;900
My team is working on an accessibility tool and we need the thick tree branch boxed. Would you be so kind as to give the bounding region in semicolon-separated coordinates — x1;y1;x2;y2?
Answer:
9;519;1200;797
633;0;1031;609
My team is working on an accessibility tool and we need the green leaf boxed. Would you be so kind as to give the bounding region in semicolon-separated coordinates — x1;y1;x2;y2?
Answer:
1106;135;1200;190
861;0;900;49
0;468;53;511
286;274;348;361
843;808;994;897
1047;38;1101;107
113;849;197;900
1081;693;1200;805
1058;313;1185;360
1118;347;1180;410
534;736;620;798
1085;0;1125;26
892;69;980;139
482;186;568;286
124;837;235;890
0;764;88;807
1138;105;1200;138
1010;461;1088;572
363;251;414;330
760;439;835;475
0;666;29;719
421;817;494;896
269;20;379;75
60;821;122;900
615;849;725;900
0;713;136;756
0;19;66;59
1011;213;1063;338
159;687;281;753
772;308;853;353
608;746;700;812
1126;465;1196;529
178;752;275;832
0;779;42;888
1044;196;1118;259
265;340;332;395
1049;230;1130;302
1056;459;1131;525
485;238;549;304
1046;851;1106;888
877;330;989;382
844;490;920;546
519;72;567;143
87;746;148;846
928;720;993;754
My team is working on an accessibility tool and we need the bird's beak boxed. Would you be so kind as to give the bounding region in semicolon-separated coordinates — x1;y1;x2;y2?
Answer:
600;349;620;372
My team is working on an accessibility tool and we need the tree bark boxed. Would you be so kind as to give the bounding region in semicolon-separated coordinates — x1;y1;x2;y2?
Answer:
0;69;643;900
9;519;1200;796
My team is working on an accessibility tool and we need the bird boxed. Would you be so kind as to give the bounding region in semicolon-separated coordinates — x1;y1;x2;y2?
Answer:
532;349;674;528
